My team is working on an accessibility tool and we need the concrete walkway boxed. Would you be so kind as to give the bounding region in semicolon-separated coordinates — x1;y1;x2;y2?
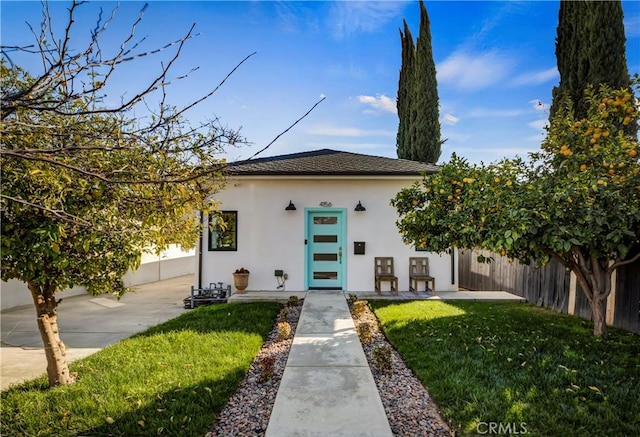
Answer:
1;276;190;390
265;291;393;437
229;289;525;303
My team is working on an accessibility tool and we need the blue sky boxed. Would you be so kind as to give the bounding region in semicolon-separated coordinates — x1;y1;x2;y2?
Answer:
2;1;639;164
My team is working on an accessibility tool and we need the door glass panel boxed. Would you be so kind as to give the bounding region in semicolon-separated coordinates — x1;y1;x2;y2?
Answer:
314;253;338;261
313;216;338;225
314;235;338;243
313;271;338;280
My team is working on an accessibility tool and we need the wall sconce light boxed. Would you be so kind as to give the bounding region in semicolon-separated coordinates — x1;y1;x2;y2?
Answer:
354;201;366;212
285;200;297;211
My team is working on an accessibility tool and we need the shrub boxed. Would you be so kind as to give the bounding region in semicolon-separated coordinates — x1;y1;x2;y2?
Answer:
258;356;276;383
373;345;393;373
287;295;299;308
352;300;368;318
277;321;291;341
357;322;373;344
278;308;289;322
346;293;358;306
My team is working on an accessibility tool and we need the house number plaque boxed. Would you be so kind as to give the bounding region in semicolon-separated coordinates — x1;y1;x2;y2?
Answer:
320;201;333;207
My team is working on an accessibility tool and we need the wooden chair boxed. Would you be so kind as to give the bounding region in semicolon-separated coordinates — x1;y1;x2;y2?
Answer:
375;257;398;295
409;257;435;295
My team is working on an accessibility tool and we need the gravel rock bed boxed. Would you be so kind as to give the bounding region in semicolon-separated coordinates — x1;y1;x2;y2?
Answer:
208;301;303;437
351;300;453;437
208;297;453;437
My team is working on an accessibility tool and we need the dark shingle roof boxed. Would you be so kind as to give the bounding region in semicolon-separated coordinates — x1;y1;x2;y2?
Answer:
227;149;439;176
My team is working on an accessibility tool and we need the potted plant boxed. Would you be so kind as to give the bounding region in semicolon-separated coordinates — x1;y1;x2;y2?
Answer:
232;268;250;293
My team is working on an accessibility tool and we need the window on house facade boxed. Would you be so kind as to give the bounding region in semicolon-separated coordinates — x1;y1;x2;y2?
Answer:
208;211;237;251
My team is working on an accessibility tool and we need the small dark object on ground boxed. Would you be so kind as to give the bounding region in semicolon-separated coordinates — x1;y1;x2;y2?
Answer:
184;284;230;309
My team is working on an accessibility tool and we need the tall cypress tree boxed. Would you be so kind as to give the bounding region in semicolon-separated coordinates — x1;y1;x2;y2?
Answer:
412;0;442;163
551;0;635;135
396;0;442;163
396;20;415;159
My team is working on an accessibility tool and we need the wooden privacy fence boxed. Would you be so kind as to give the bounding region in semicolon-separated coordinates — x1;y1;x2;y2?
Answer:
459;248;640;334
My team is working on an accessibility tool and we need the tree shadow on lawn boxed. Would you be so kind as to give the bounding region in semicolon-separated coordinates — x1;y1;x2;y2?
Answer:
77;376;246;436
1;302;281;436
370;300;640;437
3;373;249;436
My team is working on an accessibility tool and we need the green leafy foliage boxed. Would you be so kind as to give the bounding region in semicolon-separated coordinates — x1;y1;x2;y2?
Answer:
551;0;634;137
0;2;244;386
392;81;640;335
1;62;226;297
396;0;442;163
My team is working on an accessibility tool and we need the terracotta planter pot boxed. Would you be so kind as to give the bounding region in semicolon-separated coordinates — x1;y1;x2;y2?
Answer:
233;273;250;293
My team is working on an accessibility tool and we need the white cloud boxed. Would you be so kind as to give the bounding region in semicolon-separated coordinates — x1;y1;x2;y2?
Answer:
442;113;460;125
328;2;406;39
524;133;546;144
624;15;640;38
356;94;397;114
306;124;395;138
510;67;559;86
528;119;548;131
437;50;514;91
529;99;550;112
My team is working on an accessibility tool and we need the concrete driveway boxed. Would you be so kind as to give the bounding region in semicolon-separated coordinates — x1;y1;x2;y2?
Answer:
1;275;192;390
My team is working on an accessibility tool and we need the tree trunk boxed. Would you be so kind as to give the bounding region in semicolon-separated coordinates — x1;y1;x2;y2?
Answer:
571;253;611;337
591;299;607;337
27;280;75;387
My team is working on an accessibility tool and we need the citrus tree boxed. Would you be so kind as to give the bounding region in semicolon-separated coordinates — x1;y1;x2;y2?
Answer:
392;80;640;337
0;2;238;387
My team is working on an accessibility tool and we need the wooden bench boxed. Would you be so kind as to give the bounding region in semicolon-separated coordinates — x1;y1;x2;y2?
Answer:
375;257;398;295
409;257;435;295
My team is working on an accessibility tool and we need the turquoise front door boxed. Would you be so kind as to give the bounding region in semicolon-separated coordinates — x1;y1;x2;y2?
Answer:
306;210;346;289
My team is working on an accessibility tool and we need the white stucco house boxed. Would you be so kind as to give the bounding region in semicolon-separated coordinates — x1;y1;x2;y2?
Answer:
196;149;458;293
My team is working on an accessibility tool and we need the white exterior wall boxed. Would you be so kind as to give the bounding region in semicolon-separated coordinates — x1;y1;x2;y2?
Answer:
198;176;458;292
1;245;194;311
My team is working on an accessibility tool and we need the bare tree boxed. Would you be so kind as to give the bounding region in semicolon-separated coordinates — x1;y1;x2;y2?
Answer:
1;1;322;386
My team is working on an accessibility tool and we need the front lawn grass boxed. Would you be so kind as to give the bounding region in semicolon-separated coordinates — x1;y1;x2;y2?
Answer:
1;302;280;436
370;300;640;437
